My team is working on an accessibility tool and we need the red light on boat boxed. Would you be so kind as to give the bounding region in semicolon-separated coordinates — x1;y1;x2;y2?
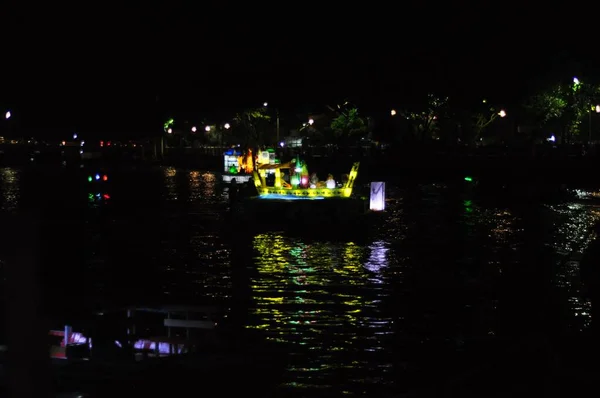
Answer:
102;175;108;181
102;194;110;200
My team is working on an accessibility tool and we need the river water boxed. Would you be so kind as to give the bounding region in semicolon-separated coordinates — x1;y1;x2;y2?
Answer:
0;165;597;396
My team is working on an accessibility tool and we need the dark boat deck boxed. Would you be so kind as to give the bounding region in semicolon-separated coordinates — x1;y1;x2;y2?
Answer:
233;195;370;227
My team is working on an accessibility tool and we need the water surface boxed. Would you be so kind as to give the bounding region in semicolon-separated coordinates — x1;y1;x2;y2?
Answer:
0;165;597;396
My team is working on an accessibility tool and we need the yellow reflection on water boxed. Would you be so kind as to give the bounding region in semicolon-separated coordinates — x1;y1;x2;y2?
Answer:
248;233;394;392
490;210;517;243
163;166;176;178
163;167;178;201
187;170;217;201
0;167;20;212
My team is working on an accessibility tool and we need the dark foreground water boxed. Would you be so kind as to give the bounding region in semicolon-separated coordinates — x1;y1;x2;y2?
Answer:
0;165;598;396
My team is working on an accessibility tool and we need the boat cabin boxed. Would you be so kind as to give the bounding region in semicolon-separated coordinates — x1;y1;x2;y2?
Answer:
50;305;222;360
116;305;221;357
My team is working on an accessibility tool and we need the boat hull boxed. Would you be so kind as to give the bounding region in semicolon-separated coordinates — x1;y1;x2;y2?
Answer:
222;174;252;183
233;196;373;233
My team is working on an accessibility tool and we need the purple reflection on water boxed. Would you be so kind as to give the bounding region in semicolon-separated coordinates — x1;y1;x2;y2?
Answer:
364;241;388;282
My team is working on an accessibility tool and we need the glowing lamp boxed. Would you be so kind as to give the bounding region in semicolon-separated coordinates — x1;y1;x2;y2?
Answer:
464;176;473;182
369;181;385;211
102;175;108;181
326;179;336;189
95;174;100;180
87;176;92;182
301;176;308;186
291;176;300;186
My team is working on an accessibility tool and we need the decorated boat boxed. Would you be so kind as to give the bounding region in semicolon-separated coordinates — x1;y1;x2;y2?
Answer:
252;156;360;199
221;148;253;183
231;156;371;229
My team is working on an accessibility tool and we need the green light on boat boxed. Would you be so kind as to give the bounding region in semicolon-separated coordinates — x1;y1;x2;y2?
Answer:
464;176;473;182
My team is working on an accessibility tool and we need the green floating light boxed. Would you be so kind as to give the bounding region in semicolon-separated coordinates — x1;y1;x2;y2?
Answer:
88;176;93;182
464;176;473;182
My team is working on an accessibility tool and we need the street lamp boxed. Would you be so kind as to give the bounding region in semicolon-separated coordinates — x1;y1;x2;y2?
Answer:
205;126;211;132
574;77;580;85
498;109;507;118
308;119;314;125
167;128;172;134
191;126;197;133
263;102;268;107
390;109;397;116
5;111;10;120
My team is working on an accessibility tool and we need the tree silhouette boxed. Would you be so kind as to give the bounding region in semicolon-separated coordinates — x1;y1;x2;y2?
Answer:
330;105;368;145
233;108;271;146
524;78;600;143
404;94;448;141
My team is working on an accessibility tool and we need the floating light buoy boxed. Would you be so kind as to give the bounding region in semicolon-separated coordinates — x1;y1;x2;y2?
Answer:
370;182;385;211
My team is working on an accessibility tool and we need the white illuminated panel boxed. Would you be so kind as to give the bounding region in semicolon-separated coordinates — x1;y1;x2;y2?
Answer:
370;182;385;211
222;174;252;183
224;155;238;172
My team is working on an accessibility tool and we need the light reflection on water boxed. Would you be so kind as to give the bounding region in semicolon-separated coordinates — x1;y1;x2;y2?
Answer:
161;167;223;208
248;233;395;395
3;167;600;395
544;197;600;331
162;166;178;201
144;168;230;299
0;167;20;212
364;241;389;284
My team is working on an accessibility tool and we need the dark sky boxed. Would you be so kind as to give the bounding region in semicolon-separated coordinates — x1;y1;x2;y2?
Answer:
0;1;597;135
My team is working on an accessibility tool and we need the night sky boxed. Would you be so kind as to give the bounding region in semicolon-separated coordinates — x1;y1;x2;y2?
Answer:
0;2;597;136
